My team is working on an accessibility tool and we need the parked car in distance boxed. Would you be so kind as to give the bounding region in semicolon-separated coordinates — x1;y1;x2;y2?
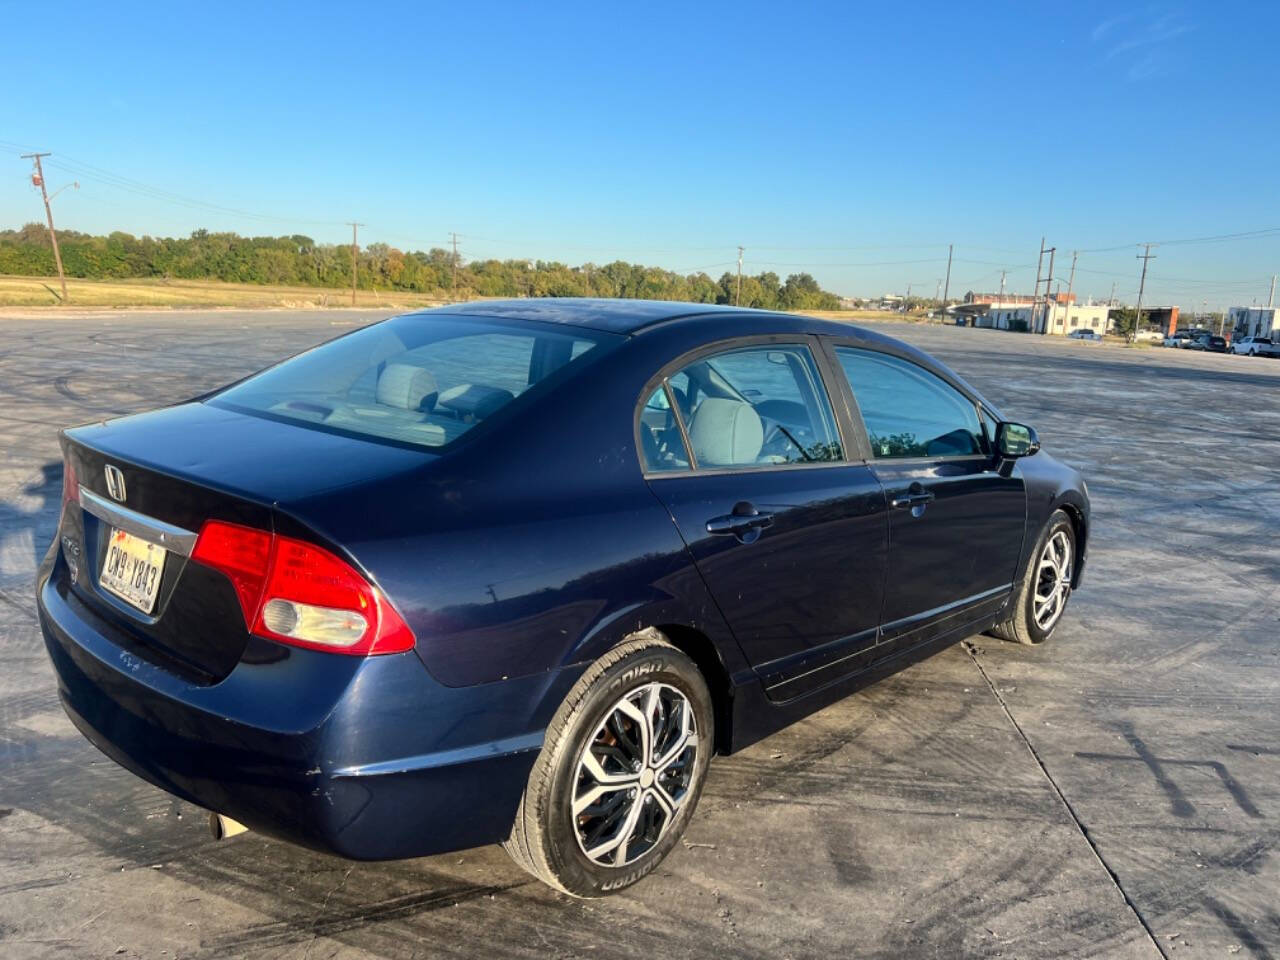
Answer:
37;299;1090;898
1067;329;1103;342
1231;335;1280;357
1194;333;1227;353
1134;330;1164;343
1163;331;1195;348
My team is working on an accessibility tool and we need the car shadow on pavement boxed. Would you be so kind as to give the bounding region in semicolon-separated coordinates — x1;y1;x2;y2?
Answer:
0;461;61;620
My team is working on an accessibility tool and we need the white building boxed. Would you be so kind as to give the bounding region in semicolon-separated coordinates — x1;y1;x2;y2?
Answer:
977;300;1112;335
1228;306;1277;340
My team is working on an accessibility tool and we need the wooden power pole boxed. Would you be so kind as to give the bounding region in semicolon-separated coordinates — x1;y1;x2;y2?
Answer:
346;222;362;306
450;232;459;297
22;153;68;303
735;246;744;306
941;243;953;308
1133;243;1157;343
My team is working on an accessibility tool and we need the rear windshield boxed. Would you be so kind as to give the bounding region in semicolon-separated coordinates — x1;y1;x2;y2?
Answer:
210;314;617;449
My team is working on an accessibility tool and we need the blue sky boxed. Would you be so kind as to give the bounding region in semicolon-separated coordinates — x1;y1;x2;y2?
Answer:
2;0;1278;306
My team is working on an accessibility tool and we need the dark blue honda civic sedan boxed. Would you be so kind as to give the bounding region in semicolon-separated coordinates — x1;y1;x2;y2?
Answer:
38;299;1088;896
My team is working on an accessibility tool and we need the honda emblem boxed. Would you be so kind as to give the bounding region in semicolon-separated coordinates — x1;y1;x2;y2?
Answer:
104;464;127;503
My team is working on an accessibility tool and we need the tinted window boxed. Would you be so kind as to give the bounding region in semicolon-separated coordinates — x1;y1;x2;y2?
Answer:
836;348;983;459
213;315;612;449
655;344;842;469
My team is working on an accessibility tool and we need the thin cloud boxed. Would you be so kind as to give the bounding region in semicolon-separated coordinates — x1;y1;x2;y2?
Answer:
1090;14;1134;43
1091;7;1195;79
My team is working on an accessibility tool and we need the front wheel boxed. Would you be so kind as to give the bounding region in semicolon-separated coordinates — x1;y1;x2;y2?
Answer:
989;510;1076;645
503;632;713;897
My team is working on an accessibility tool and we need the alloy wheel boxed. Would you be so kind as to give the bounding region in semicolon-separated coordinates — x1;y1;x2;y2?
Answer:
1033;529;1073;632
572;682;699;867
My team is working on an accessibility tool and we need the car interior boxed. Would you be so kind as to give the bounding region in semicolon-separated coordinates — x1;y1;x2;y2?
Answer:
217;322;600;449
640;346;843;471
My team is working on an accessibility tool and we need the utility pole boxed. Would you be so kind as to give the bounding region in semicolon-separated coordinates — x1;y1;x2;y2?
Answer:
935;278;942;304
346;222;362;306
1042;247;1056;334
450;232;460;298
1108;280;1116;306
1133;243;1157;343
22;153;68;303
1269;274;1276;308
998;270;1007;301
1032;237;1046;333
941;243;953;308
1063;251;1077;324
735;246;744;306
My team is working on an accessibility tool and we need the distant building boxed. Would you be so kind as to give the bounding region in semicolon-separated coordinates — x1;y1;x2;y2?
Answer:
1228;306;1278;340
971;300;1112;335
965;291;1034;306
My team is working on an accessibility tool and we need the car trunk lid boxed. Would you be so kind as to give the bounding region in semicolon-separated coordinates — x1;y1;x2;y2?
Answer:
61;401;431;682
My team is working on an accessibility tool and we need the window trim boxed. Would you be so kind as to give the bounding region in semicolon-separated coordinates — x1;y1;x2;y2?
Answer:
634;334;857;478
820;339;997;466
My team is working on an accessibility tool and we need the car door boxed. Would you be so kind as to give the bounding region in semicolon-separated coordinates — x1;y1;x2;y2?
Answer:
827;343;1026;646
639;337;888;702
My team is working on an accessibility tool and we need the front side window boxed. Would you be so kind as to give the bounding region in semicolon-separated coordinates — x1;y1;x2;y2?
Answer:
835;348;984;459
213;315;613;449
639;343;842;470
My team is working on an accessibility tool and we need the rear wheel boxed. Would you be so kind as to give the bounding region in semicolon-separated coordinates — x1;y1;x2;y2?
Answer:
989;510;1076;646
503;632;713;897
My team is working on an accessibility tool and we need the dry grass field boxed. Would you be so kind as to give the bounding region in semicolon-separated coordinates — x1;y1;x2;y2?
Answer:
0;275;451;310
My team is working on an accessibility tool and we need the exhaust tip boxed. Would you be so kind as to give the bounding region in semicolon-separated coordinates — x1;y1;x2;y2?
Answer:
209;812;248;841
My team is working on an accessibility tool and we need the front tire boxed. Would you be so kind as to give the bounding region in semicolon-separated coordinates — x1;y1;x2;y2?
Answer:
989;510;1076;646
503;631;713;897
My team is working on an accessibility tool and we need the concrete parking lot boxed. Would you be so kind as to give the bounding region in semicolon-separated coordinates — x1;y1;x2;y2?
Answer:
1;309;1277;960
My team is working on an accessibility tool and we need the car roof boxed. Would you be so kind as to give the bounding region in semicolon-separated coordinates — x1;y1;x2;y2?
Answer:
417;298;749;334
411;297;882;339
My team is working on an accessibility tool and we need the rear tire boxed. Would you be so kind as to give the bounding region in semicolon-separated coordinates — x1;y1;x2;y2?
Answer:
503;630;713;897
989;510;1076;646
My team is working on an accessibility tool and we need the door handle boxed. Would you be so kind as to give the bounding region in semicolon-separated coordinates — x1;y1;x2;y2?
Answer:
706;511;775;535
890;491;935;509
706;502;775;540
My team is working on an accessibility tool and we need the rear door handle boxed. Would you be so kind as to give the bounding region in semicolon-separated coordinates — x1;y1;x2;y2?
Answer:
706;502;775;541
890;491;935;509
706;510;775;535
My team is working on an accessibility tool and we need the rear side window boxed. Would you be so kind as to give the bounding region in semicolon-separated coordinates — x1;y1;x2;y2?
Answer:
212;315;614;449
835;348;983;459
639;343;843;471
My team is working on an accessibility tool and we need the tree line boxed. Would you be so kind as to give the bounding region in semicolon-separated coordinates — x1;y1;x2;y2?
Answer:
0;224;844;310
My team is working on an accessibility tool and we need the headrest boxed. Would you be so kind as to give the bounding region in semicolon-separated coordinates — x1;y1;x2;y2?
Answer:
435;383;515;421
688;398;763;466
377;364;438;411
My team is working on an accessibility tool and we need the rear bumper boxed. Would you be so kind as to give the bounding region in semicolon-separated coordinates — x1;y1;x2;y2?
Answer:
38;558;578;860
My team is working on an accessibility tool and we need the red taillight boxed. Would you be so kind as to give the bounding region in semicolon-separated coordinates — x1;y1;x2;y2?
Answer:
191;520;414;656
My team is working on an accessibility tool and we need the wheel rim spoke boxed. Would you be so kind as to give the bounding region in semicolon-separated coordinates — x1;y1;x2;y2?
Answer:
1032;530;1072;630
573;681;699;868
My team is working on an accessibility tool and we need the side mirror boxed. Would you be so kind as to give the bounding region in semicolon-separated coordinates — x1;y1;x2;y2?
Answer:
996;422;1040;459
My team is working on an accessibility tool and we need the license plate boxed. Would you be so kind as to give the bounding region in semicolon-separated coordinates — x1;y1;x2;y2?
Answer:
100;528;167;614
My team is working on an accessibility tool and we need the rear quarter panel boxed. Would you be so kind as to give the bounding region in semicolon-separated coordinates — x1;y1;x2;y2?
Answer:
278;333;749;689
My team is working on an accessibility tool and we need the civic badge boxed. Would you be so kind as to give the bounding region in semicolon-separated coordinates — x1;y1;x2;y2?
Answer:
104;464;127;503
